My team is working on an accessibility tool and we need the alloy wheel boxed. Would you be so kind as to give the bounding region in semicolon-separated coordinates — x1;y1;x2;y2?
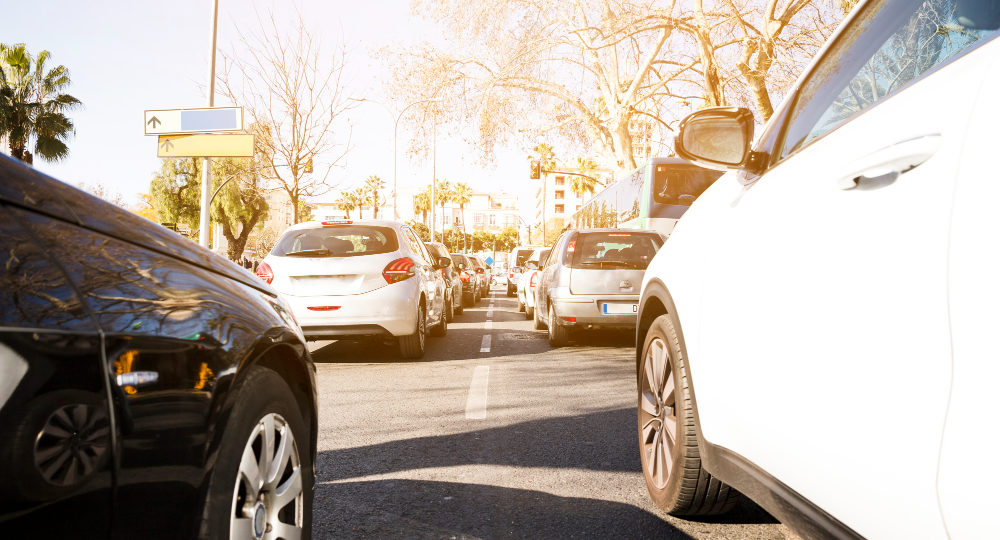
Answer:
639;337;678;490
230;413;303;540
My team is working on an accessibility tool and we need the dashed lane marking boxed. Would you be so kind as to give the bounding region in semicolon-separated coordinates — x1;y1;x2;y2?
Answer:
480;334;491;353
465;365;490;420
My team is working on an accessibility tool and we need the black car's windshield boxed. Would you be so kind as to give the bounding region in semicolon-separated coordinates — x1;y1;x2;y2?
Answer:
272;225;398;257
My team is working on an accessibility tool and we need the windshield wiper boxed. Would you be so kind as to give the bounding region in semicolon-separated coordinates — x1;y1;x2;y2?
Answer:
284;249;331;257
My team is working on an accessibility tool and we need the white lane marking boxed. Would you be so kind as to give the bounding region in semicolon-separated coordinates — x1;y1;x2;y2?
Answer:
486;307;494;318
480;334;492;353
484;320;493;330
465;366;490;420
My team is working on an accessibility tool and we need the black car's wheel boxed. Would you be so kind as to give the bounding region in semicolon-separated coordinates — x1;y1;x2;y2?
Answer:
454;290;464;315
399;306;427;359
638;314;738;516
533;299;546;330
547;304;569;347
430;301;448;337
202;366;312;539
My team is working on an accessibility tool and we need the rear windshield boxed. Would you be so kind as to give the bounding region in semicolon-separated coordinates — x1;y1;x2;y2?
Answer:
571;232;662;270
652;165;724;206
514;249;535;266
272;225;398;257
450;254;469;268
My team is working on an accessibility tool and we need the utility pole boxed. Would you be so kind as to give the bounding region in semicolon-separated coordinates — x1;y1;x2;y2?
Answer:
431;113;437;242
198;0;220;248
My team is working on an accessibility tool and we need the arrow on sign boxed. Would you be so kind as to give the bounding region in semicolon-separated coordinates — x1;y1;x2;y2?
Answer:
160;139;174;151
147;116;161;129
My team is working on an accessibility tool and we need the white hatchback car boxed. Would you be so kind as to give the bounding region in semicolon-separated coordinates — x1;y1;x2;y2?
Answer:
257;219;449;358
516;247;549;319
636;1;1000;538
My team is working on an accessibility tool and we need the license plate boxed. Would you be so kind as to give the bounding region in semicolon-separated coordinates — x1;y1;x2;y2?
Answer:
602;302;637;314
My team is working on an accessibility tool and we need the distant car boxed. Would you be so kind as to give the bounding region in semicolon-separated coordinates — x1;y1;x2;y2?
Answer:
468;255;492;297
258;219;449;358
425;241;463;319
535;229;664;346
450;253;482;306
517;247;550;319
0;155;317;538
635;1;1000;538
506;245;544;296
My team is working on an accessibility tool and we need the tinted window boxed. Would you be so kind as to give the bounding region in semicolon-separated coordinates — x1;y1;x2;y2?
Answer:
570;232;662;270
513;249;535;266
272;225;398;257
450;254;467;269
780;0;999;158
653;164;724;206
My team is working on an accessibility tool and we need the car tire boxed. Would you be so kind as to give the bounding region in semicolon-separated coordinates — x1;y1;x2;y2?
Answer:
430;302;448;337
454;292;464;315
533;300;546;330
399;306;427;359
506;284;515;297
524;304;534;320
201;366;312;539
517;295;525;312
473;288;480;304
548;304;569;347
444;296;454;323
638;314;739;516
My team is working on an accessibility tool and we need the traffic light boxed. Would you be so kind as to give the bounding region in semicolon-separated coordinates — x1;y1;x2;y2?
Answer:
529;160;541;179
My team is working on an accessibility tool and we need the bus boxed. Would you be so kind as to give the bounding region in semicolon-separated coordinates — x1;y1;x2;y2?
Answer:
567;157;724;236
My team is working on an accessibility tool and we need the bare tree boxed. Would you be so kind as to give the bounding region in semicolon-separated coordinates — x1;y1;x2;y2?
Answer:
218;11;353;224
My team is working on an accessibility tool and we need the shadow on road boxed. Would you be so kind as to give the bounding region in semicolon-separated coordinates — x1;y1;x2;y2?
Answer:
314;478;696;539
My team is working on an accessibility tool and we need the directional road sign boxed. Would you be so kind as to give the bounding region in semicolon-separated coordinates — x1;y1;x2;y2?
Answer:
144;107;243;135
157;134;254;158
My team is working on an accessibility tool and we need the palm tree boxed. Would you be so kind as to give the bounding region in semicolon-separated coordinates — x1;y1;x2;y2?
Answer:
0;43;81;163
452;181;472;250
352;187;367;219
335;190;357;219
413;188;431;225
364;175;386;219
435;179;453;242
529;143;557;243
570;157;601;199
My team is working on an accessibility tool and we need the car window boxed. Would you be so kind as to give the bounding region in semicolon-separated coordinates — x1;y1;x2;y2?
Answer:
401;228;430;263
273;225;398;257
450;254;467;269
570;232;663;270
780;0;999;159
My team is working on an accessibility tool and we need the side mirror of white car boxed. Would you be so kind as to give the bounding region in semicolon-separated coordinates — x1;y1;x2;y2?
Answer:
675;106;755;171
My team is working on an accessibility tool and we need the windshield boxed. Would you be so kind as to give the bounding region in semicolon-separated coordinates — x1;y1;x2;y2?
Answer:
571;232;662;270
272;225;398;257
652;165;724;207
514;249;535;266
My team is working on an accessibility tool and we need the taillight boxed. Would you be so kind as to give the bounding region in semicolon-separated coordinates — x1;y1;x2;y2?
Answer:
383;257;416;284
322;220;352;226
529;272;538;287
255;262;274;284
566;240;576;254
509;272;514;279
460;271;470;283
307;306;341;311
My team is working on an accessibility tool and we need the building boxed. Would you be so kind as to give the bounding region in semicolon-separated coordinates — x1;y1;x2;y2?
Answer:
413;189;521;234
534;172;591;244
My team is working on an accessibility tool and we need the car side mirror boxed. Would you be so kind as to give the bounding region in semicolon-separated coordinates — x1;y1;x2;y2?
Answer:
675;106;755;170
475;267;485;274
436;256;452;269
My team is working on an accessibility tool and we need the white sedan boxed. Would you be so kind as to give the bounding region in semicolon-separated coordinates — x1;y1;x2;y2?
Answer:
636;1;1000;538
517;247;549;319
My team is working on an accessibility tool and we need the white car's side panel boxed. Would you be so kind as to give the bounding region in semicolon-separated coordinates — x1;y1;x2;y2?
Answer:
937;39;1000;539
675;43;991;539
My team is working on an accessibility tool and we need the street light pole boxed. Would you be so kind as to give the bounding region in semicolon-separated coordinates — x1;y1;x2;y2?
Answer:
198;0;220;248
431;114;436;242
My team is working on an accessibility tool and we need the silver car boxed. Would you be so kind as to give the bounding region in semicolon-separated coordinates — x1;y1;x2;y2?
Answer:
534;228;665;346
258;219;449;358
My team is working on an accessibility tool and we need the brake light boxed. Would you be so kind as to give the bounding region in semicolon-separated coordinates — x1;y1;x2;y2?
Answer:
255;262;274;284
529;272;538;287
307;306;341;311
566;240;576;254
509;272;514;279
322;220;353;226
560;316;577;323
460;271;470;283
383;257;416;284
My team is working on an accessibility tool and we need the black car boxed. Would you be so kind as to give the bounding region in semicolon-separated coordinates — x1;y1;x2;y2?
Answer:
449;253;481;306
0;155;317;538
424;241;463;320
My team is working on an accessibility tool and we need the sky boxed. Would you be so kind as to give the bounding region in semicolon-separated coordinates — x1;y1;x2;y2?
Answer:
1;0;534;216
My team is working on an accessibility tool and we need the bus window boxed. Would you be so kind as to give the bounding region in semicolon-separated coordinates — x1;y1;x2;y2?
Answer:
652;165;724;207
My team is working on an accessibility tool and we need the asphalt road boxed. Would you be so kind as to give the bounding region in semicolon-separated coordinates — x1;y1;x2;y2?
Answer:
307;286;795;539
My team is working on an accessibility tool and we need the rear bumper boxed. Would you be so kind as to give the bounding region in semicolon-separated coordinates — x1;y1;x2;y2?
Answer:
549;289;639;328
281;279;419;338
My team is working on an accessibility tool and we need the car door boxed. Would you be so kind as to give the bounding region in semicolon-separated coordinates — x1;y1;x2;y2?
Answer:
403;228;442;323
0;204;113;537
691;1;997;537
537;233;571;324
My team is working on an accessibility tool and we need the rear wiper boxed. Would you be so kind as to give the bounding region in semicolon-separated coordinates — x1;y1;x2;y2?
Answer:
579;260;639;268
284;249;331;257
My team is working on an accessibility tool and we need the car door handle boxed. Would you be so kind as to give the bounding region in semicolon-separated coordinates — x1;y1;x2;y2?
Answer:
836;134;941;190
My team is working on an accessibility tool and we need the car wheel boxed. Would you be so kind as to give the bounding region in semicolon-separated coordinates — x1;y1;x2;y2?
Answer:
525;303;534;320
399;305;426;359
506;284;515;297
533;300;546;330
454;291;464;315
430;301;448;337
548;304;569;347
473;288;480;304
517;294;525;312
202;366;312;539
638;314;738;516
444;295;454;323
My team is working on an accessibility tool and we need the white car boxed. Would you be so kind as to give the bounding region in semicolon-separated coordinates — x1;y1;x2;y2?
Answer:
636;1;1000;538
257;219;449;358
516;247;549;319
505;245;544;296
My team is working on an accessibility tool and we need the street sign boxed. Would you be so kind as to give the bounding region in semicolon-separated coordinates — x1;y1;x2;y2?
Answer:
157;134;254;158
144;107;243;135
485;256;494;266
